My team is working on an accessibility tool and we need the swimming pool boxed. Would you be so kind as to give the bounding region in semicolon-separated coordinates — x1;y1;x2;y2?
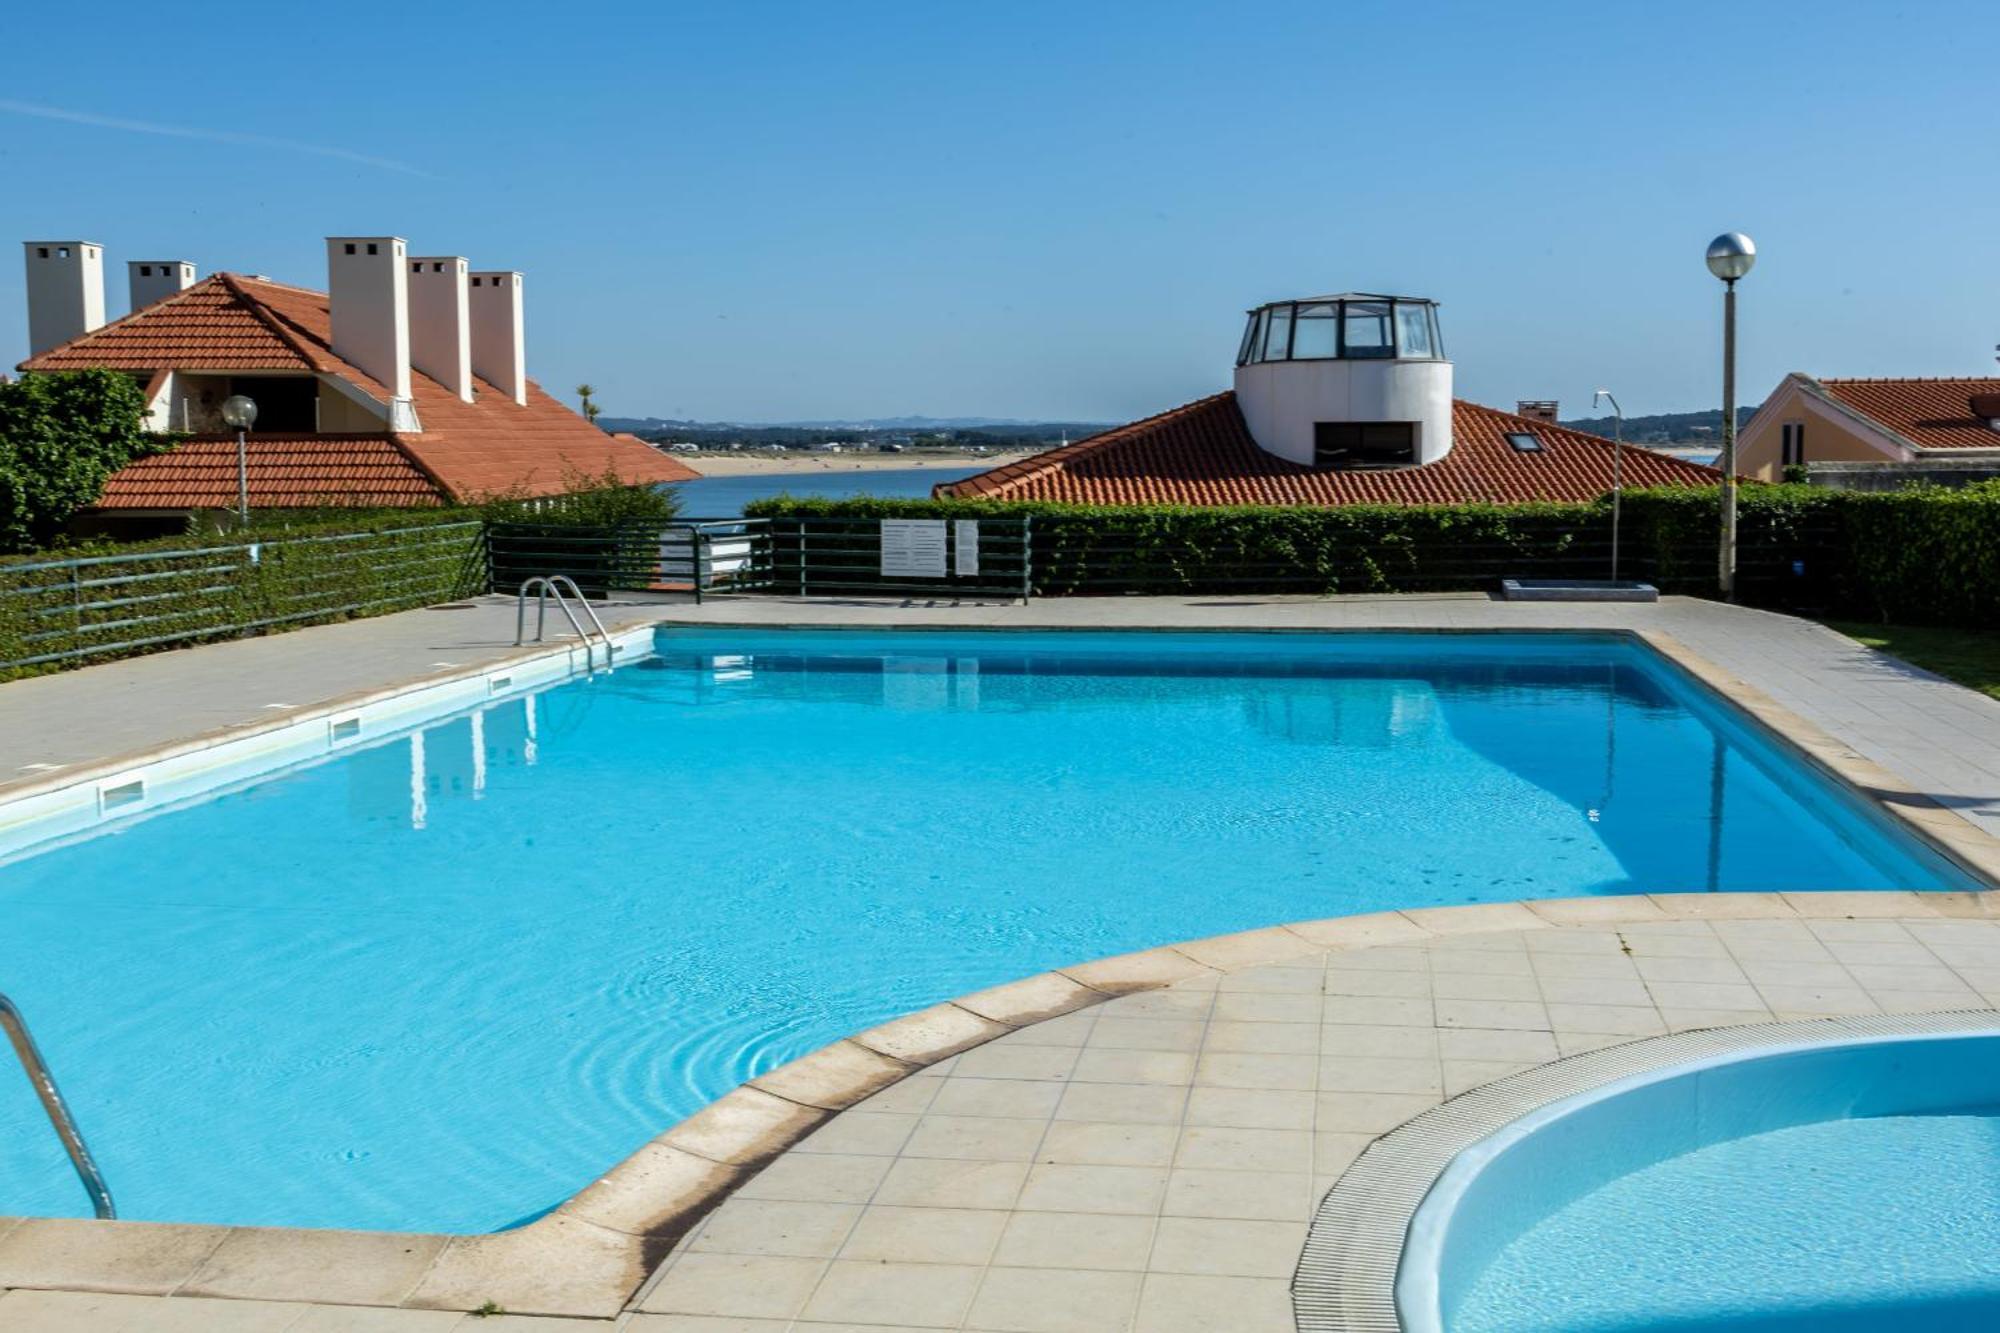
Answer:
1405;1028;2000;1332
0;629;1975;1232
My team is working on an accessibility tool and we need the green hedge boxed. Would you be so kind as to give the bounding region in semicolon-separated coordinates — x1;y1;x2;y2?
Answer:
0;510;486;679
747;484;2000;626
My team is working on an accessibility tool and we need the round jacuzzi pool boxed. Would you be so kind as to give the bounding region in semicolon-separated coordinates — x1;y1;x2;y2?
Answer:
1398;1029;2000;1333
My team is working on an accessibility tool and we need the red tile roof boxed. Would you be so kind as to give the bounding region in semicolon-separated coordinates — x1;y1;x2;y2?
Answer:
19;273;699;508
937;393;1720;506
94;435;441;510
1812;377;2000;451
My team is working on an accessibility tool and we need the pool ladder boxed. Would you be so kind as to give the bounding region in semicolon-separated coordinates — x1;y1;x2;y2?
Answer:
0;992;114;1219
514;576;618;672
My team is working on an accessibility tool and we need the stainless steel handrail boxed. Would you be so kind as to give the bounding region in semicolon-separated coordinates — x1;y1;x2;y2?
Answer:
514;576;617;671
0;992;114;1219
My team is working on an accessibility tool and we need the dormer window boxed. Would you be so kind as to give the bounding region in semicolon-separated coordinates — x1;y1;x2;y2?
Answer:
1505;432;1543;453
1237;295;1443;365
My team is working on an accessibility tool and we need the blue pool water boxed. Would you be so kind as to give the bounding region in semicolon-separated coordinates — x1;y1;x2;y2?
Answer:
1424;1033;2000;1332
0;630;1971;1232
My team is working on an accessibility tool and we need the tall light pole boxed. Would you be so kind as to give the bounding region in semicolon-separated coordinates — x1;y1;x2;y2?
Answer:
1593;389;1625;583
1705;233;1755;599
221;394;258;528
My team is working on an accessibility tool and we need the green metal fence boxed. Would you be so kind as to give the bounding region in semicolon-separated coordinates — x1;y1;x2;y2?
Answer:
0;521;484;675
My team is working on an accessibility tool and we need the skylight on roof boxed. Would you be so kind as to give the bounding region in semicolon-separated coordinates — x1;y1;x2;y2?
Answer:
1505;431;1543;453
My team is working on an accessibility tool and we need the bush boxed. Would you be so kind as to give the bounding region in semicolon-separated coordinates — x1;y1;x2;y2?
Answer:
0;370;170;553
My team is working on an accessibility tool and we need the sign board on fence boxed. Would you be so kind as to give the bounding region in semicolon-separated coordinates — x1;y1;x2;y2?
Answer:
954;520;980;577
880;519;947;578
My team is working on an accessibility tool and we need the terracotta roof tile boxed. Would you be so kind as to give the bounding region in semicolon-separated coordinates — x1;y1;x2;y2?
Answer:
95;435;440;509
937;392;1719;505
1814;376;2000;451
20;273;699;507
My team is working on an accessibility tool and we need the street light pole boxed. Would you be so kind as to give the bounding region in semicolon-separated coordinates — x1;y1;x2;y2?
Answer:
1705;233;1755;600
220;395;259;530
1593;389;1624;583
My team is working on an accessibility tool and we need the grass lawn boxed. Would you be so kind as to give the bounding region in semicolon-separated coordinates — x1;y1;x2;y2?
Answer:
1824;621;2000;702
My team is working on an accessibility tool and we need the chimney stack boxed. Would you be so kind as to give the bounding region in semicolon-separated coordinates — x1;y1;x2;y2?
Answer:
468;270;526;406
407;256;472;403
326;236;414;419
1516;400;1560;424
127;260;196;313
23;241;106;355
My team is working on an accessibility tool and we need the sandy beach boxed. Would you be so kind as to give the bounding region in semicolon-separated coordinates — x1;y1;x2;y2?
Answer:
684;451;1034;477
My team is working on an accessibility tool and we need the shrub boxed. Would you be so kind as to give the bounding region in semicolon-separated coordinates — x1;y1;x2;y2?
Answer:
0;370;170;553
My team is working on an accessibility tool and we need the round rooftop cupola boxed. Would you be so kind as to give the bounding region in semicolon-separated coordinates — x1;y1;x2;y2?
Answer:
1232;294;1453;469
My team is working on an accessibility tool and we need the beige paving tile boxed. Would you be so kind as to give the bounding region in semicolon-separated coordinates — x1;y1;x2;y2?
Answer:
290;1307;463;1331
1314;1131;1375;1176
1038;1121;1181;1167
793;1112;919;1157
1428;970;1540;1002
1435;1027;1558;1062
992;1213;1158;1272
1322;994;1432;1027
1016;1164;1170;1215
639;1253;826;1319
1200;1020;1318;1054
1216;962;1325;993
1147;1217;1308;1278
1752;985;1881;1016
1320;944;1430;971
1317;1055;1443;1095
0;1218;227;1296
1314;1090;1440;1134
1055;1082;1188;1125
1644;980;1768;1011
624;1316;793;1331
0;1290;302;1332
840;1206;1007;1265
1845;963;1979;992
184;1229;443;1306
1133;1272;1294;1332
688;1200;861;1258
874;1157;1031;1209
1544;1002;1668;1036
903;1115;1049;1161
848;1074;943;1116
733;1152;893;1204
1071;1048;1198;1086
1422;946;1537;977
1210;992;1320;1023
1535;974;1653;1007
930;1077;1067;1120
1097;991;1214;1021
1555;1029;1639;1056
1173;1126;1313;1173
964;1265;1143;1333
1086;1018;1206;1052
1733;958;1856;988
989;1011;1098;1048
1318;1023;1437;1057
1183;1087;1316;1131
1633;953;1754;984
1192;1051;1318;1091
1433;998;1549;1031
1321;967;1431;998
1160;1168;1311;1221
1525;950;1642;980
800;1260;982;1327
952;1043;1083;1082
1444;1059;1533;1096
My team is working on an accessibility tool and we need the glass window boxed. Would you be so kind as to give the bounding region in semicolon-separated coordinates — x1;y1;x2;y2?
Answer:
1428;306;1445;359
1291;303;1339;359
1395;303;1435;358
1504;432;1543;453
1261;304;1294;361
1343;302;1392;358
1238;312;1262;366
1314;422;1415;468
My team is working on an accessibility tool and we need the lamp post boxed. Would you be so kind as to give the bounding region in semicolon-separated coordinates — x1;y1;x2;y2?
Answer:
1593;389;1625;583
220;394;258;528
1705;232;1755;599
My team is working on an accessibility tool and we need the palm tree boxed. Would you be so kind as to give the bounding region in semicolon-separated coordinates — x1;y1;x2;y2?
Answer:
576;384;601;426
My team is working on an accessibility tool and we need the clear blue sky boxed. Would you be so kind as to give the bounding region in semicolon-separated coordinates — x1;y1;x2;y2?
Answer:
2;0;1994;423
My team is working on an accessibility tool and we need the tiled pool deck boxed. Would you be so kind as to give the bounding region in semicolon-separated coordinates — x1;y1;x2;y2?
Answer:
4;593;2000;1330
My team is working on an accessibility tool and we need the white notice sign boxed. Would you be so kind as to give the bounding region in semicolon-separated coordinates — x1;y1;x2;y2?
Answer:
880;519;947;578
954;520;980;577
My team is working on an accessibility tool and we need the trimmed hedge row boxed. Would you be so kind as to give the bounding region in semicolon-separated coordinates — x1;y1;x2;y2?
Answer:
747;484;2000;627
0;510;486;679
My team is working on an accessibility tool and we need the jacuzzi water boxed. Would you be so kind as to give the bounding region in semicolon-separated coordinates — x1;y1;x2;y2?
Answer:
0;630;1972;1232
1423;1032;2000;1332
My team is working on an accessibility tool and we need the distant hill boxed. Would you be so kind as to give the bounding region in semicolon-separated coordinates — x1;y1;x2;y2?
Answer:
600;415;1111;450
599;415;1105;435
1559;407;1758;445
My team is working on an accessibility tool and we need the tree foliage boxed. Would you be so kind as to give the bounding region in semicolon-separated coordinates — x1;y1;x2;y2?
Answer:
0;370;169;553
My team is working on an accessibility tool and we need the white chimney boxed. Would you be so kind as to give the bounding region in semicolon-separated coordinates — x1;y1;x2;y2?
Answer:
325;236;414;415
23;240;106;355
407;255;472;402
468;269;526;406
128;260;196;313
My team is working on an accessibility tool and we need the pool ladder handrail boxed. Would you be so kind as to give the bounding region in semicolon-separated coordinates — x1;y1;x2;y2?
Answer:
0;991;114;1219
514;575;617;672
